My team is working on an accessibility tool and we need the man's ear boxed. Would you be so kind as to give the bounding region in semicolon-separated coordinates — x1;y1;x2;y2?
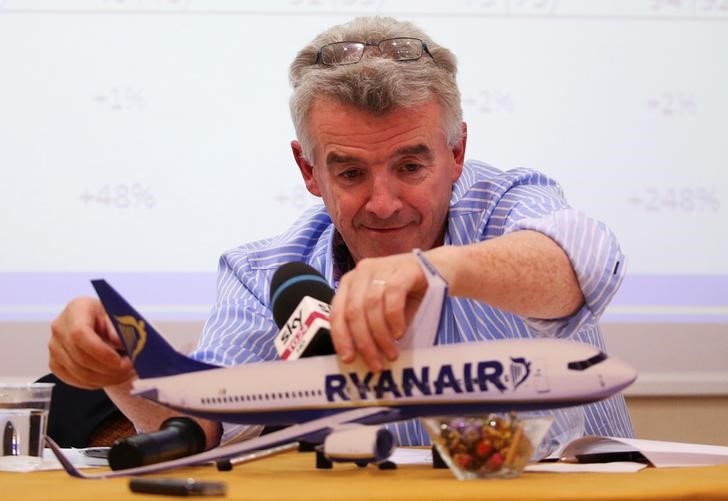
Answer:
291;140;321;197
450;122;467;182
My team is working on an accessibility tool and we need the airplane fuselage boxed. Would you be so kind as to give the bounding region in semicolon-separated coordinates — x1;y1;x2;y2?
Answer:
132;338;635;425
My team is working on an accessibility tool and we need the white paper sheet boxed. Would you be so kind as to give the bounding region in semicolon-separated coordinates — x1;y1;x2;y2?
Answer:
526;462;647;473
385;448;648;473
0;448;108;472
388;447;432;465
561;436;728;468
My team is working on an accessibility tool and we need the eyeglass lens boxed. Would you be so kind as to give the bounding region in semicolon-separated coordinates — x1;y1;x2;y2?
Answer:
321;43;365;65
378;38;422;60
319;38;424;66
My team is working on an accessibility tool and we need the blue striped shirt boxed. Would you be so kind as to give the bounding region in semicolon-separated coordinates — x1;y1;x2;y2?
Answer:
191;160;634;450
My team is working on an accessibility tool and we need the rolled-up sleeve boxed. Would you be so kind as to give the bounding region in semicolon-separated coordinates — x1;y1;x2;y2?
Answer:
498;183;627;338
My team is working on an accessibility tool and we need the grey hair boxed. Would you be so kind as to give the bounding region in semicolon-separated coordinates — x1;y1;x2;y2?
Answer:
289;17;463;163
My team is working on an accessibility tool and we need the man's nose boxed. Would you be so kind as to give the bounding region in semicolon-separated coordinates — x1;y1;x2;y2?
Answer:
365;177;403;220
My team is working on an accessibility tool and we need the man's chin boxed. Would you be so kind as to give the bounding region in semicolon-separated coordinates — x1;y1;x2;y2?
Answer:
355;241;421;260
347;227;436;260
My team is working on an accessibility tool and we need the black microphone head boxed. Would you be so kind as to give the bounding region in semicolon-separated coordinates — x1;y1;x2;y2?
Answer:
108;417;205;470
270;262;334;328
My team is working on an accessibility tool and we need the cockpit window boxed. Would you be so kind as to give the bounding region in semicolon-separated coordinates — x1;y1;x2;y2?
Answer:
568;352;608;371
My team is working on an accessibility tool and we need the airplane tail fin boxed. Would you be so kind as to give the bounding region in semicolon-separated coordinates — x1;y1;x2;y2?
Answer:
91;279;218;379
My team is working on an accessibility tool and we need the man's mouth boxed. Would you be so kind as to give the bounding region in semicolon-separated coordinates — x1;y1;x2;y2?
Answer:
362;224;409;233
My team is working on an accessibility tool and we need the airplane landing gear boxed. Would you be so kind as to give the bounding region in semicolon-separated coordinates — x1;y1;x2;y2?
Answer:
315;450;333;469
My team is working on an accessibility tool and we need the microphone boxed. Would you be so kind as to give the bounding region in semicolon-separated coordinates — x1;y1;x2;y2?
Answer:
270;262;335;360
108;417;206;470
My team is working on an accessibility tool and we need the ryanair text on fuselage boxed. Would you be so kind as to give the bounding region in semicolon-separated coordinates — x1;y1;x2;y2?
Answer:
324;357;532;402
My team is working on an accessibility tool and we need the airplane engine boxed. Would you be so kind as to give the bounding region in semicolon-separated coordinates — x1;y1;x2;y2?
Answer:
322;425;396;463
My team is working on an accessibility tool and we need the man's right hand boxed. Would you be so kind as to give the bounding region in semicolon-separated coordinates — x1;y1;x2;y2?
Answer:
49;297;136;389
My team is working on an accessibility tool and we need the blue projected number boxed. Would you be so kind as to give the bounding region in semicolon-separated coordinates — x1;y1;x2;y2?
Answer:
79;184;157;209
463;90;515;115
647;92;696;117
628;187;720;213
93;87;147;112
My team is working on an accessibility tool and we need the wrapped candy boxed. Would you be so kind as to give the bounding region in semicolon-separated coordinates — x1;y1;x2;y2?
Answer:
424;413;553;479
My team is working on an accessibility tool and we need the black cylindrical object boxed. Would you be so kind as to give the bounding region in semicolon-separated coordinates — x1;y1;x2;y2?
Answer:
108;417;206;470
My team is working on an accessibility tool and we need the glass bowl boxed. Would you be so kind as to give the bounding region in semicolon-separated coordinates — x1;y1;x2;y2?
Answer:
423;413;553;480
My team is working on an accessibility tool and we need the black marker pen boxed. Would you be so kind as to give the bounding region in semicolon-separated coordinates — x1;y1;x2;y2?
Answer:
129;478;226;497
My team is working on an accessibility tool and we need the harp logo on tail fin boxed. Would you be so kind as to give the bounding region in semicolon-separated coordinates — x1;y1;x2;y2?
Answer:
113;315;147;362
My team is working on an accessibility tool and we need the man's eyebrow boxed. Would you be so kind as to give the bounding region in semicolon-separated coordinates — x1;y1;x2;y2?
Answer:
326;152;362;165
325;144;434;167
392;144;434;159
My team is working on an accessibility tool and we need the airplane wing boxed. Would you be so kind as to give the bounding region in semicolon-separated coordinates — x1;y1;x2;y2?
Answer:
47;406;398;479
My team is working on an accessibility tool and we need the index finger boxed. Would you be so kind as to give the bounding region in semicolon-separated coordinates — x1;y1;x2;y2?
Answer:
330;279;356;363
72;322;133;374
53;302;132;375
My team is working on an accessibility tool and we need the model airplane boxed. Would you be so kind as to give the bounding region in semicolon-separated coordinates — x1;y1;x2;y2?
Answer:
48;279;637;478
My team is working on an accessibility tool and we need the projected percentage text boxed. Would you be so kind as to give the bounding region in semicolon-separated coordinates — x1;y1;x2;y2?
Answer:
463;89;515;115
275;185;316;210
80;184;157;209
647;91;696;117
628;187;720;213
93;87;146;112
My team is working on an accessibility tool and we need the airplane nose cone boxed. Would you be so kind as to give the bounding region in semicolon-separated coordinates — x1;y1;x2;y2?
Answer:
605;356;638;394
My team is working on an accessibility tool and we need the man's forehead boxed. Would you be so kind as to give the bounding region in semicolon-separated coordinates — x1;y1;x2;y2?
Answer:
308;97;446;162
312;93;439;112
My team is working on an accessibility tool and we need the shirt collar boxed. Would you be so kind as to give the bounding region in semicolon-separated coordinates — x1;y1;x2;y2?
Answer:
331;230;356;286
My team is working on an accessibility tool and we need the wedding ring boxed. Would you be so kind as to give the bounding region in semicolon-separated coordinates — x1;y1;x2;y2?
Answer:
371;279;387;286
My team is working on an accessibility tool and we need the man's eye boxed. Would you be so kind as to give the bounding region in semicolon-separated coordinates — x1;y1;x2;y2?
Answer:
401;163;422;173
339;169;361;179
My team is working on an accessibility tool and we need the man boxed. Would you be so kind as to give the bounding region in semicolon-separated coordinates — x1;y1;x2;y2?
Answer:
49;17;633;451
